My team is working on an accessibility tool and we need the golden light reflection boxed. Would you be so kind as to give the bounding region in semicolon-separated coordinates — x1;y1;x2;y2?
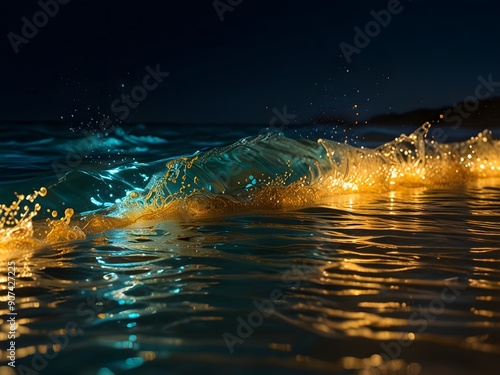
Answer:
15;345;37;359
268;343;292;352
141;351;157;361
0;366;16;375
341;355;422;375
471;308;498;318
358;302;409;311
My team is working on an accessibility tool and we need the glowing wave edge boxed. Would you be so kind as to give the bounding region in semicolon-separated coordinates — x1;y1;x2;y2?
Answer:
1;123;499;249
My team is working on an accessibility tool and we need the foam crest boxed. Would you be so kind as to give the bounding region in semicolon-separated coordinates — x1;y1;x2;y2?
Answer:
1;123;499;248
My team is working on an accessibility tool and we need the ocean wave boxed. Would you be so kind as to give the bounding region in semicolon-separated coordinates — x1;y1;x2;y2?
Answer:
1;123;499;248
112;122;500;218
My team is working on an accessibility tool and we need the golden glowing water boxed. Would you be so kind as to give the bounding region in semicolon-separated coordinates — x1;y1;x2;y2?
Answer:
0;123;499;251
1;120;500;374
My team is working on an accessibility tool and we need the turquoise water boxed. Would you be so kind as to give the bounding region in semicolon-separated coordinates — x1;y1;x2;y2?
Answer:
1;123;500;375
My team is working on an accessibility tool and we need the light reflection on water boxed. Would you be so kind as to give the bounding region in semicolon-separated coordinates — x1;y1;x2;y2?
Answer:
1;184;500;374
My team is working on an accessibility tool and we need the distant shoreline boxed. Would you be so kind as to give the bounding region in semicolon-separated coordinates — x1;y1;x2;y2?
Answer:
312;97;500;129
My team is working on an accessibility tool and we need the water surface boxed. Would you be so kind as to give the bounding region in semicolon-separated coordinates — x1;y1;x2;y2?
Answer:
1;123;500;375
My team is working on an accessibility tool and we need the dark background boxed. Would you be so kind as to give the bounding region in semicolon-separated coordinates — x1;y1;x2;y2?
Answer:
1;0;499;126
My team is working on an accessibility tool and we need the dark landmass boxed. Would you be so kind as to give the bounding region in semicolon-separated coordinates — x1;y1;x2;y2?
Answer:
312;97;500;128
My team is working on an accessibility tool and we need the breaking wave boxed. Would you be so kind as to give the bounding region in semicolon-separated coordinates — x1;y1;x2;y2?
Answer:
1;122;499;249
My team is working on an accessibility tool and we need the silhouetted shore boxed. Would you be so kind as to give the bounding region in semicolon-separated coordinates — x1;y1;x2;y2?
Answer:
312;97;500;129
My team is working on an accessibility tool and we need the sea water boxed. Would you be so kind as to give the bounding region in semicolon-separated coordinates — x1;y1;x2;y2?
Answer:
0;122;499;374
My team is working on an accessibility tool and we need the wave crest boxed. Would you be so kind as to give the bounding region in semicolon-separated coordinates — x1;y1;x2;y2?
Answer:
114;123;500;219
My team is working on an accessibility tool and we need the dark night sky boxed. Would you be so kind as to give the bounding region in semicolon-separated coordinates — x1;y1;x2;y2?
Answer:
1;0;500;125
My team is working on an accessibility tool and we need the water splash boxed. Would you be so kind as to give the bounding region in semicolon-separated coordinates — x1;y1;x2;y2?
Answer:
115;122;500;219
1;123;499;249
0;188;85;250
0;188;46;250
